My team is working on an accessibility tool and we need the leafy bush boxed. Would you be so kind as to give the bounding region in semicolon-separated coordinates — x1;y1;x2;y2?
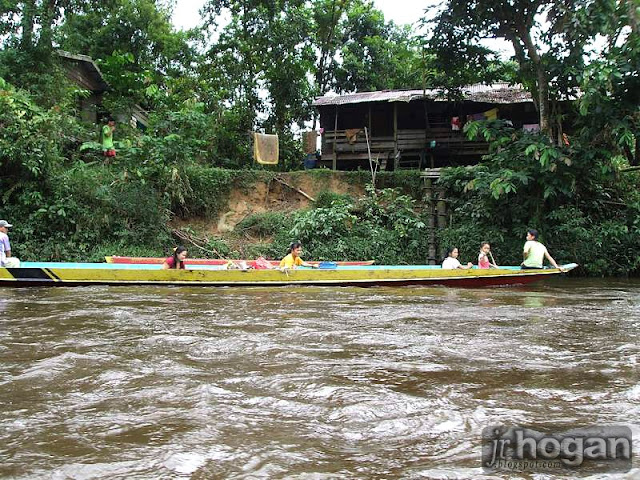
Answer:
0;77;65;180
436;121;640;275
7;162;171;261
236;212;289;238
313;190;354;208
288;187;430;263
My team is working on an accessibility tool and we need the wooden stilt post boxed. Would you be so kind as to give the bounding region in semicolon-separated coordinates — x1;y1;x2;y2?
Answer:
436;184;448;261
421;170;448;264
393;103;399;170
333;105;338;171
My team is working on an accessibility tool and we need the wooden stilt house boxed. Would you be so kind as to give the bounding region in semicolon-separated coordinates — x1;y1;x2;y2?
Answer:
313;83;538;170
57;50;149;129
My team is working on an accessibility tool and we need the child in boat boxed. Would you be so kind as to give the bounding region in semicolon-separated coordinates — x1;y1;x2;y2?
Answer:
162;246;187;269
441;247;473;270
477;242;498;269
279;241;318;269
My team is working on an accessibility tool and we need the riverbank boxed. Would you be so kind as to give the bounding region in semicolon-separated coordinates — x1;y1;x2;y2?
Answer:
3;163;640;275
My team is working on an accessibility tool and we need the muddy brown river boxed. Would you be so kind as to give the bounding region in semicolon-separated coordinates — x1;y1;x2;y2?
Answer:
0;278;638;479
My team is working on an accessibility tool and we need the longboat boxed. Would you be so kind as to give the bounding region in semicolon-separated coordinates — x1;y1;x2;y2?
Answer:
0;262;578;288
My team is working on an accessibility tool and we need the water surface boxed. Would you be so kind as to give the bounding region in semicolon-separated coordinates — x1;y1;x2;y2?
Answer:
0;278;638;479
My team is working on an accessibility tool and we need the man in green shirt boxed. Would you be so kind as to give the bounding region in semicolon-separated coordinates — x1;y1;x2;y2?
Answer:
102;117;116;158
522;229;562;269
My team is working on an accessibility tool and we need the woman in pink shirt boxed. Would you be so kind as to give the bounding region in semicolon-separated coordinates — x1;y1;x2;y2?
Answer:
162;246;188;269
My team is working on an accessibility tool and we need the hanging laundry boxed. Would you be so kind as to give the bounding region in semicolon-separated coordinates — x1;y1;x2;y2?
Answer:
303;131;318;154
253;132;279;165
345;128;362;144
468;108;499;122
483;108;498;120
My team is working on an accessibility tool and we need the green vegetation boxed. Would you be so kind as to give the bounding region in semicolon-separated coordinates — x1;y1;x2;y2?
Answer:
226;186;430;264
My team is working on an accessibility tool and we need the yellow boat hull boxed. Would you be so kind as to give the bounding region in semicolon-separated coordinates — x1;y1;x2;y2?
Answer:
0;263;578;288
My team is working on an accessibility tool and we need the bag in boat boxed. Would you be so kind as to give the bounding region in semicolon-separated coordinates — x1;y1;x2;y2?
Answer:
253;256;272;270
318;261;337;269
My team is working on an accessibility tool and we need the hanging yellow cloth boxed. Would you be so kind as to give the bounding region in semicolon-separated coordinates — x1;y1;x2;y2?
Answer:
253;132;279;165
483;108;499;120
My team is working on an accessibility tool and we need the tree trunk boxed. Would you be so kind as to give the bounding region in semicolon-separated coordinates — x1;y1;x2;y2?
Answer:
628;0;639;34
313;0;346;130
520;29;552;140
241;4;257;130
622;139;639;166
37;0;59;50
505;31;543;124
20;0;37;49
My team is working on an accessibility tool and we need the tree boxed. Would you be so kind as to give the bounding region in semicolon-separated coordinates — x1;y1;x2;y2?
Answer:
200;0;426;135
333;2;422;92
0;0;102;104
58;0;197;111
311;0;351;99
59;0;196;76
197;1;311;167
573;0;640;166
426;0;561;136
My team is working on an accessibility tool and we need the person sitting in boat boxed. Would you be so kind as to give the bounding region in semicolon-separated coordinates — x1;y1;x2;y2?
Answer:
162;246;187;269
477;242;498;269
279;241;318;270
442;247;473;270
0;220;20;268
522;229;562;270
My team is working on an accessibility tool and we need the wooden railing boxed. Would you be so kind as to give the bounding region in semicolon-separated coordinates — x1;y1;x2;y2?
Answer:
321;128;489;166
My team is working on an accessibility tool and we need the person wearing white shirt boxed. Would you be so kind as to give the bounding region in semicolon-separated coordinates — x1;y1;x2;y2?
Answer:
442;247;473;270
0;220;20;268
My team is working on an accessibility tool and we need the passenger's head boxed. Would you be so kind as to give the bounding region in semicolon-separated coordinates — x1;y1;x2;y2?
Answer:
289;241;303;257
526;229;539;241
446;247;459;259
172;245;187;266
480;242;491;253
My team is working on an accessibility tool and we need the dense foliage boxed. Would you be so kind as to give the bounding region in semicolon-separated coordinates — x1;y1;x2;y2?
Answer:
425;0;639;152
437;121;640;275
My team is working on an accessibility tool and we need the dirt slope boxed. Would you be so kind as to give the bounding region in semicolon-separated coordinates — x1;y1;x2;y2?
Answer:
171;172;367;236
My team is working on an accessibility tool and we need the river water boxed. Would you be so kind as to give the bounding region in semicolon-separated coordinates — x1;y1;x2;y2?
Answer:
0;278;638;479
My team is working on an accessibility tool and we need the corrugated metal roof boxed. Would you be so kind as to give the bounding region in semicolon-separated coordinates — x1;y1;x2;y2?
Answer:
57;50;109;92
312;83;533;106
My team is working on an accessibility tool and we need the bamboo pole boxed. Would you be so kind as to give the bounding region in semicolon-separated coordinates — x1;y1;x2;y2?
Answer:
274;177;316;202
364;127;378;187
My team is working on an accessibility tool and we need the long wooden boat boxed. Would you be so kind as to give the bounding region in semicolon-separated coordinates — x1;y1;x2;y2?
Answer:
105;256;375;267
0;263;578;288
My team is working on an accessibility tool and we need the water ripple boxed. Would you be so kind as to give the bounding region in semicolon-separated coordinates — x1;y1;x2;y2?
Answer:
0;279;638;478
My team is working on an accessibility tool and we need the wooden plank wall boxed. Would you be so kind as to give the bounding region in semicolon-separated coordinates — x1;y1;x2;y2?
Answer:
320;128;489;168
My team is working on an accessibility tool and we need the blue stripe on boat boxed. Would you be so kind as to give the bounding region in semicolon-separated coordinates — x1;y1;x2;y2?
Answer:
21;262;527;271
